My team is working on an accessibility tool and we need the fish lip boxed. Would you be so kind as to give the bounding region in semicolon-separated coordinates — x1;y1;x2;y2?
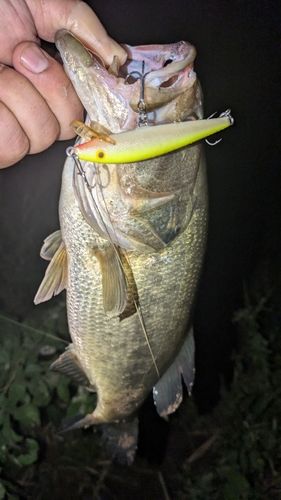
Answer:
54;29;68;45
55;29;105;68
120;41;196;86
56;29;130;131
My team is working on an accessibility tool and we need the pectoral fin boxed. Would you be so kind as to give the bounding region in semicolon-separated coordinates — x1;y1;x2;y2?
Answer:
94;245;127;318
50;344;95;390
153;328;195;416
34;240;67;304
39;230;62;261
118;249;139;320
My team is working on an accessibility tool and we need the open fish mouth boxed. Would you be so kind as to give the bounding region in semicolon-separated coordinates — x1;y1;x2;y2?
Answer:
55;30;202;131
120;41;197;114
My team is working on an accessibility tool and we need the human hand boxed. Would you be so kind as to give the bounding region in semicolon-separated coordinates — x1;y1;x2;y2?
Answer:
0;0;127;168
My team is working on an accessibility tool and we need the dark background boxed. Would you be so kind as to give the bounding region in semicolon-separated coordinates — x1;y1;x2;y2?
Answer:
0;0;280;412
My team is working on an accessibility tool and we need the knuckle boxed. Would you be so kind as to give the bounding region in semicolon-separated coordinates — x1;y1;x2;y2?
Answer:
56;96;84;141
0;103;29;168
28;112;60;154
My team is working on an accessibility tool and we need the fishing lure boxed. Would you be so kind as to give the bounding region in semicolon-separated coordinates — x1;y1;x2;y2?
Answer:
70;110;234;164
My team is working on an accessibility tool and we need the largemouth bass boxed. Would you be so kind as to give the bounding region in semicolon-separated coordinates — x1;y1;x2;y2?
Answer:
35;30;229;463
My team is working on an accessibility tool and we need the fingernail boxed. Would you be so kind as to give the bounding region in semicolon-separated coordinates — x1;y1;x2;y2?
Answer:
20;44;49;73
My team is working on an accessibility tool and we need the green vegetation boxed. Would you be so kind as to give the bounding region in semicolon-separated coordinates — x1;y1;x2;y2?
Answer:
177;263;281;499
0;299;102;500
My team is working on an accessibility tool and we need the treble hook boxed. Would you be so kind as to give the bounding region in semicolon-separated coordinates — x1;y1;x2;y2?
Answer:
205;109;233;146
66;146;93;190
125;61;149;126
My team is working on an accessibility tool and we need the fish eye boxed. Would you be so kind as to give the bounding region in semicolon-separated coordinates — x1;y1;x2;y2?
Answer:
96;150;105;159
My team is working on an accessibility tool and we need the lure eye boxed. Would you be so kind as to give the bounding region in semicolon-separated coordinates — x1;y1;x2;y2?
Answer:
96;150;105;159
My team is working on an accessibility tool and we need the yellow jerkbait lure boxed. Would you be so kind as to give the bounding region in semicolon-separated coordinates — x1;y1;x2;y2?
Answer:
73;112;234;164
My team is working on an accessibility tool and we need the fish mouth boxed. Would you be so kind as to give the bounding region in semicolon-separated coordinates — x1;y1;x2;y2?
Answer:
121;42;197;115
55;30;202;130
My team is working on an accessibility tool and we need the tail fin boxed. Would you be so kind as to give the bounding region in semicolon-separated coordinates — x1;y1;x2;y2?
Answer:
57;413;138;465
102;418;138;465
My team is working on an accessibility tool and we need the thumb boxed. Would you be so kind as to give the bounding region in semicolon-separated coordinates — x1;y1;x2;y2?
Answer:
27;0;127;66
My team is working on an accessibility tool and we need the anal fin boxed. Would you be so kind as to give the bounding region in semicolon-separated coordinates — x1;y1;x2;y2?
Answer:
153;327;195;416
50;344;95;391
177;326;195;395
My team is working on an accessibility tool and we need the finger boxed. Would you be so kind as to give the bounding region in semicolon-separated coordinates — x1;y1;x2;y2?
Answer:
0;62;59;156
0;100;29;168
66;2;127;66
13;42;84;142
0;1;38;65
26;0;127;66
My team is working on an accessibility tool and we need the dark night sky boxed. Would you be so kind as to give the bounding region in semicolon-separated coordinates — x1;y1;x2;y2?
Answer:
0;0;280;409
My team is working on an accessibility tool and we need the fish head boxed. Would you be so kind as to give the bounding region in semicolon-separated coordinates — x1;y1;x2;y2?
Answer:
56;30;205;253
55;30;202;132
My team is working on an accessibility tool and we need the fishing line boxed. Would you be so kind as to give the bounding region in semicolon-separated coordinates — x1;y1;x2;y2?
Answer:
0;314;69;345
132;298;159;379
69;153;160;379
